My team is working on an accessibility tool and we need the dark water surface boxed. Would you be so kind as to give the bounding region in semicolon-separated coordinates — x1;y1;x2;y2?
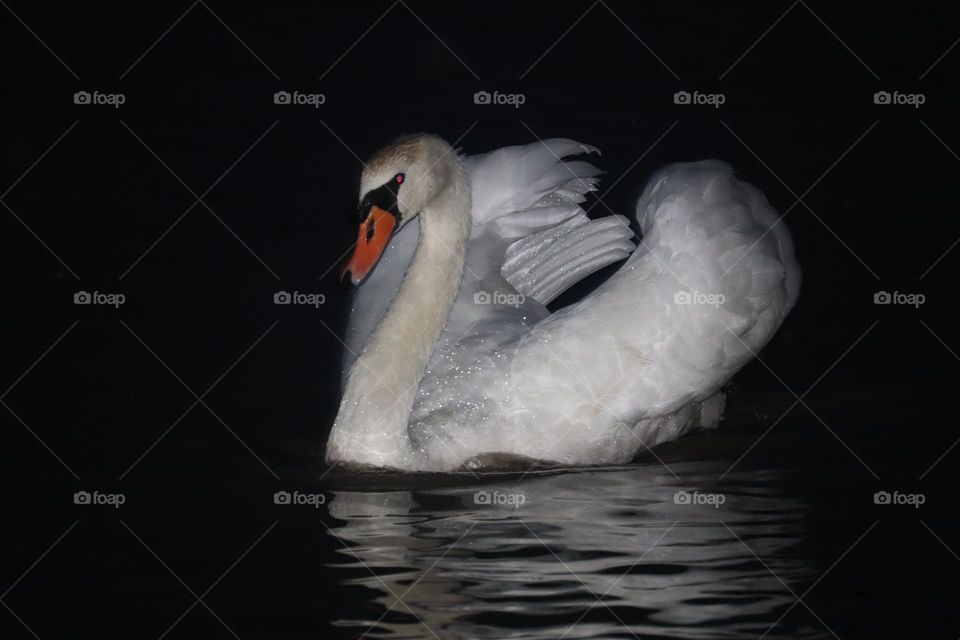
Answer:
309;426;955;640
325;462;819;639
6;421;959;639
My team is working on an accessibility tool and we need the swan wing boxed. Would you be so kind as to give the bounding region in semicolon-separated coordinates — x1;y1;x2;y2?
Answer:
464;139;636;304
507;160;801;455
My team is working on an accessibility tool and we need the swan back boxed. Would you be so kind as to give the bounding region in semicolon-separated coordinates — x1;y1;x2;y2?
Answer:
501;161;801;463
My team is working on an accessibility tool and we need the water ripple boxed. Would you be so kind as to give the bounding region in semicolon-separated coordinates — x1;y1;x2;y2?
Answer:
325;462;827;639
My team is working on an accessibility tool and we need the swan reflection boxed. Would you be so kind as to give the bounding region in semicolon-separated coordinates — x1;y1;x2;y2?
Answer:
324;462;825;639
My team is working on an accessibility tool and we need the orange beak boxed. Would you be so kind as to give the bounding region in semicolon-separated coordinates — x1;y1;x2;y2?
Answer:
341;206;397;286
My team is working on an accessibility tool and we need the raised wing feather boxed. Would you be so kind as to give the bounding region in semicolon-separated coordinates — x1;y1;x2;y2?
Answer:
465;139;636;305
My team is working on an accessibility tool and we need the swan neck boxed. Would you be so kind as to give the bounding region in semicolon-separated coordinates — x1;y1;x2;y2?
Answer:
326;159;471;468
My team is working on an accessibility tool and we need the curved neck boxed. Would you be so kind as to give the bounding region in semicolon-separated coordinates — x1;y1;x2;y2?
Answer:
326;161;471;468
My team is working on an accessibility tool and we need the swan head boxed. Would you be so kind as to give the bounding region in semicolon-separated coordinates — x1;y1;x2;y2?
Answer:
341;134;456;286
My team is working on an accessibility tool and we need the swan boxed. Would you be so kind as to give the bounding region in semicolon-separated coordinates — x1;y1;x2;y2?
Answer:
326;134;800;471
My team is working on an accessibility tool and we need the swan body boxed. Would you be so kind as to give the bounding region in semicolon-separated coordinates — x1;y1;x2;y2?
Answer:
326;135;800;471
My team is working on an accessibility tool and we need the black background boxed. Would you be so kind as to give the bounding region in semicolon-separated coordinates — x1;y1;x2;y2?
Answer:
2;2;959;638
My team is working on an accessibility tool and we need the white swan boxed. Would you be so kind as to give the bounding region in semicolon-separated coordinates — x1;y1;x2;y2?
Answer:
326;134;800;471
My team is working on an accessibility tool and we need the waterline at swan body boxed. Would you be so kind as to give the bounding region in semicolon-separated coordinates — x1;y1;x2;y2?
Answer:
326;134;801;471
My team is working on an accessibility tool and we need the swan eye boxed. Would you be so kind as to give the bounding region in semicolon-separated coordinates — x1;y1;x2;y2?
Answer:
394;173;404;185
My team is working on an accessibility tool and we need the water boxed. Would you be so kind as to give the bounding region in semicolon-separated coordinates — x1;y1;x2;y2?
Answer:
5;420;955;639
324;462;821;639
